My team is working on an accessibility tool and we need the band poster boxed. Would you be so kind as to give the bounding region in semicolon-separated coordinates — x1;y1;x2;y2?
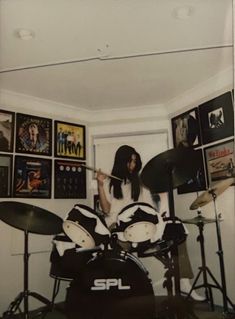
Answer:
0;154;12;197
0;110;15;152
204;139;234;186
54;160;86;198
13;156;52;198
15;113;52;156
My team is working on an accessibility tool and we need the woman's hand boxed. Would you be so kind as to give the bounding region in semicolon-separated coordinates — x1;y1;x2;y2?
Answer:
96;169;107;187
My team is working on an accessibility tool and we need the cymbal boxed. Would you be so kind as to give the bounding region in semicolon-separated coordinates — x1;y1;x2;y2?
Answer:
190;178;234;210
141;148;201;192
0;201;63;235
182;215;216;225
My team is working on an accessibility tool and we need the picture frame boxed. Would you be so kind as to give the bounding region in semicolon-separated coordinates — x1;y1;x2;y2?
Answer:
0;154;13;197
0;110;15;153
13;155;52;198
15;113;52;156
54;120;86;160
198;92;234;145
204;139;234;187
54;160;86;198
171;107;201;148
177;149;207;194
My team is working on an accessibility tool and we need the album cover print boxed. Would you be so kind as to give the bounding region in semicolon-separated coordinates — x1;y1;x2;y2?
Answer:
171;107;201;148
204;139;234;187
177;149;207;194
13;155;52;198
54;160;86;199
0;110;15;152
199;92;234;145
54;120;86;160
0;154;13;197
15;113;52;156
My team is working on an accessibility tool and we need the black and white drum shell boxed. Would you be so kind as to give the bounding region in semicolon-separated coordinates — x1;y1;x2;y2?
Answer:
116;202;164;244
65;249;155;319
63;204;110;248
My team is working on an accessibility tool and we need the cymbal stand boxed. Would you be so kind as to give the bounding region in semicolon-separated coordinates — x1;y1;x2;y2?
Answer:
209;190;235;316
185;211;216;309
3;230;51;319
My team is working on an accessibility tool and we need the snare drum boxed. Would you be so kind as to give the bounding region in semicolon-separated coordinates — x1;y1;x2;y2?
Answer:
65;249;155;319
115;202;165;246
63;204;110;248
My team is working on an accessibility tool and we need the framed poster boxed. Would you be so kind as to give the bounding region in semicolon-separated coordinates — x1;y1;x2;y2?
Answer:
177;149;207;194
0;110;15;152
204;139;234;187
171;107;201;148
0;154;13;197
13;155;52;198
54;120;86;160
15;113;52;156
199;92;234;145
54;160;86;198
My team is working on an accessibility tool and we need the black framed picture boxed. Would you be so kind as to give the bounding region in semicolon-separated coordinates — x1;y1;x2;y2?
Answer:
199;92;234;145
0;110;15;152
177;149;207;194
204;139;234;187
15;113;52;156
54;120;86;160
54;160;86;198
171;107;201;148
0;154;13;197
13;155;52;198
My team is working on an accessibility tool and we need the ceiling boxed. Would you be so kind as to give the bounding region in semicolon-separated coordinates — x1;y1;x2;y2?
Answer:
0;0;233;111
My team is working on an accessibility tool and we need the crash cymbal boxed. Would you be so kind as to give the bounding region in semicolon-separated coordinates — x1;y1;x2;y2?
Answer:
190;178;234;210
182;215;216;225
141;148;201;192
0;201;63;235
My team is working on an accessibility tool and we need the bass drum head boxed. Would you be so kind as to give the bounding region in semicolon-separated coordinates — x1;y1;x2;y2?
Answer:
63;204;110;248
65;250;156;319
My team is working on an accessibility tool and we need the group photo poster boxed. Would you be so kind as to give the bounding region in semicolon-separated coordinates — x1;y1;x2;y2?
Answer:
199;91;234;145
204;139;234;187
54;160;86;199
54;120;86;160
13;155;52;198
15;113;52;156
171;107;201;148
0;154;13;197
0;110;15;152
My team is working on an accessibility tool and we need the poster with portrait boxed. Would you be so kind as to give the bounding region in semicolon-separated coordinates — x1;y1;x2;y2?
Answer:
15;113;52;156
0;154;13;197
177;149;207;194
54;120;86;160
171;107;201;148
0;110;15;152
204;139;234;187
199;92;234;145
13;156;52;198
54;160;86;198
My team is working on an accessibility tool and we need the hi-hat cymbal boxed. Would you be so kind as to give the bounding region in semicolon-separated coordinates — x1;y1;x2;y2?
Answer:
182;215;216;225
141;148;201;192
190;178;234;210
0;201;63;235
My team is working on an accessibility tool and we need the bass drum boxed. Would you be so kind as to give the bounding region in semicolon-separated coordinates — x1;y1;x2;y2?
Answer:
65;249;156;319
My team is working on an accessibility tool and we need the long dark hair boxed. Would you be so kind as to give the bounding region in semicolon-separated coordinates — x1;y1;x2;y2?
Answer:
109;145;142;201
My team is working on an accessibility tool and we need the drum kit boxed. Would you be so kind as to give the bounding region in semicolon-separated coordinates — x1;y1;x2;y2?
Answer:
0;147;234;319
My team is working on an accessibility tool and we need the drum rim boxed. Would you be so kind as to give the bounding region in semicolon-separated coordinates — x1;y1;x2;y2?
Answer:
63;220;96;248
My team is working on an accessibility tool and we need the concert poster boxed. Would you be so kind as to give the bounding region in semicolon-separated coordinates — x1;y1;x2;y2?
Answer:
204;139;234;187
0;110;15;153
54;120;86;160
15;113;52;156
171;107;201;148
13;155;52;198
54;160;86;199
199;91;234;145
0;154;13;197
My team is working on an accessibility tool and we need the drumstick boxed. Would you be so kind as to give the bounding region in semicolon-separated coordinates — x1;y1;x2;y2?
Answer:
81;164;122;181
